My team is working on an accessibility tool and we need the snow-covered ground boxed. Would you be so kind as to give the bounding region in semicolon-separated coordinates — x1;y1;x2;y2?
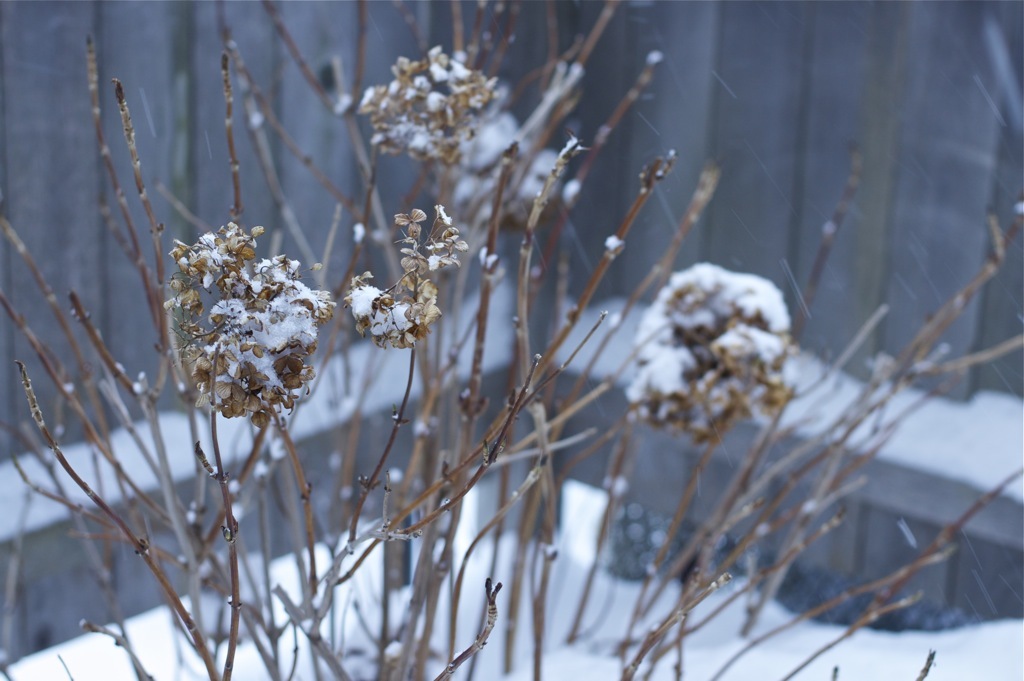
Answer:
9;482;1023;681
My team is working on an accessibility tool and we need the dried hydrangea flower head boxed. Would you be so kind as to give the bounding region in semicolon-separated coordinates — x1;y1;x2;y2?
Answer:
359;46;497;164
167;223;335;427
626;263;793;442
346;205;465;349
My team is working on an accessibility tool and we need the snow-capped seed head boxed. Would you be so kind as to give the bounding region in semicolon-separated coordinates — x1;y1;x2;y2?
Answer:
559;132;583;161
358;47;497;164
345;273;439;349
168;223;335;426
334;93;353;116
626;262;793;441
436;204;453;226
646;50;664;65
604;235;625;257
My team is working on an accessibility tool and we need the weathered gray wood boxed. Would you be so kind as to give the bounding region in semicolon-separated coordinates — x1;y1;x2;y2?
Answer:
703;2;807;284
96;1;184;384
557;0;636;299
363;0;430;214
849;1;911;371
0;0;1016;412
0;4;11;460
1;2;101;448
857;456;1023;552
191;2;278;236
856;507;950;611
275;1;358;273
800;497;863;575
952;533;1023;619
880;3;1002;393
790;3;872;357
970;1;1024;398
7;520;165;657
621;2;719;285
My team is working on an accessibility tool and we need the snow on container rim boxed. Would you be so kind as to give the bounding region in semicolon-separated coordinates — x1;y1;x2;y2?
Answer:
556;297;1024;502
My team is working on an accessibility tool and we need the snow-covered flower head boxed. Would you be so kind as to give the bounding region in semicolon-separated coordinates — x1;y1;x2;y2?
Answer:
345;205;463;349
359;46;497;164
167;223;335;427
626;263;793;441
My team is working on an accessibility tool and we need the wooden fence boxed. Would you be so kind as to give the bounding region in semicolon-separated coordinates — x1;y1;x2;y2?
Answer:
0;1;1020;475
1;3;1020;459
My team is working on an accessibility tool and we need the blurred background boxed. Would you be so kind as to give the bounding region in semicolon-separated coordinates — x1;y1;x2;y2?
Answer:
1;2;1021;435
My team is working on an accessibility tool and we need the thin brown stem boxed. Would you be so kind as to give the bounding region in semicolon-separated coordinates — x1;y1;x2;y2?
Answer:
574;0;621;69
539;47;670;276
261;0;338;113
205;396;241;680
793;145;862;340
347;348;416;544
113;79;168;352
274;413;320;598
221;53;243;222
535;152;675;380
622;574;731;681
915;651;937;681
16;362;219;679
434;580;503;681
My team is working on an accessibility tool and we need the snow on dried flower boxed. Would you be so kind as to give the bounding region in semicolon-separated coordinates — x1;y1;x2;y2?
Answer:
345;205;463;349
626;263;793;441
358;46;497;164
167;223;335;427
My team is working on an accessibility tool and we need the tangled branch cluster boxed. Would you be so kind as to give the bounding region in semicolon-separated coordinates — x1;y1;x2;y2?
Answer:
627;263;793;441
345;206;466;349
359;46;497;164
168;223;335;426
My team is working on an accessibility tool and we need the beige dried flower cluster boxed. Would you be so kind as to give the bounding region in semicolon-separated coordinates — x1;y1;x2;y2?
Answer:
627;263;793;442
168;223;335;427
345;206;466;349
358;46;497;164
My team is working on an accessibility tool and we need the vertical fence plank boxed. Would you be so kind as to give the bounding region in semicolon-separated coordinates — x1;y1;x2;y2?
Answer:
0;2;100;454
971;1;1023;398
790;3;872;357
619;2;719;287
841;2;909;372
275;1;358;273
0;1;100;656
879;3;1002;395
95;1;184;386
191;3;278;236
953;533;1024;619
703;2;808;287
557;0;634;299
0;3;11;460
